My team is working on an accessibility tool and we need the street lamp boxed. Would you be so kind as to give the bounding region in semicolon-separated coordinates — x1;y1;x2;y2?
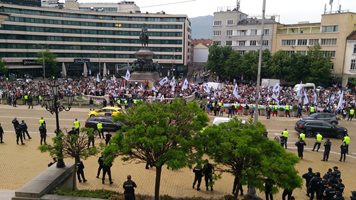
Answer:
44;79;74;168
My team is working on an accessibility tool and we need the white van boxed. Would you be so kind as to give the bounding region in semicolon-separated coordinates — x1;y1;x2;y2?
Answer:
293;83;316;92
212;117;232;125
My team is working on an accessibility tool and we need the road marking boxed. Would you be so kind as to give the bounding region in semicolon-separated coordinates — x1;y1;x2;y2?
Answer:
284;147;356;159
0;116;75;121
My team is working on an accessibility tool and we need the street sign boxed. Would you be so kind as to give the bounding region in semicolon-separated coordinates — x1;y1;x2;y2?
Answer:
74;58;90;64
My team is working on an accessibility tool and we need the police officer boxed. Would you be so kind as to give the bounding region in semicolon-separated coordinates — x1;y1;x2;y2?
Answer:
302;168;314;197
12;117;20;131
0;123;4;143
348;107;355;121
123;175;137;200
295;138;306;159
105;133;112;145
89;98;94;110
342;134;350;154
97;122;104;139
73;118;80;134
39;117;46;128
192;164;203;191
309;104;315;114
282;129;289;149
339;142;347;162
76;160;87;183
102;161;113;184
27;94;33;109
16;125;24;145
285;104;290;117
309;172;323;200
203;160;214;191
20;120;31;140
264;178;274;200
87;129;95;148
39;124;47;145
312;133;323;152
323;182;336;199
322;139;332;161
299;132;306;141
96;154;104;179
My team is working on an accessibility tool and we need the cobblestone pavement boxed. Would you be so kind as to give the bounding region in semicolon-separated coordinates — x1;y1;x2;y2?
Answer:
0;105;355;199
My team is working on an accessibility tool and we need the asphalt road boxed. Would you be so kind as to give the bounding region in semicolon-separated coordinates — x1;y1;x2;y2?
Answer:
0;104;355;199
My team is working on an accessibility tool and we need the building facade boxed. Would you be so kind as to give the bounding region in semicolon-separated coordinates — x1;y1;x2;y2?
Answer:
344;31;356;80
0;0;41;7
273;11;356;85
64;0;140;13
0;3;191;77
212;9;278;54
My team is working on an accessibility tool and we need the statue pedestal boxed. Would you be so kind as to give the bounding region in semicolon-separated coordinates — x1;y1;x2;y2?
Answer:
129;71;159;81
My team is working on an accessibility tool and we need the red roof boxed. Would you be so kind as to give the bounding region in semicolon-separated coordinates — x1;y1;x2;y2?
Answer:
347;31;356;40
191;39;213;47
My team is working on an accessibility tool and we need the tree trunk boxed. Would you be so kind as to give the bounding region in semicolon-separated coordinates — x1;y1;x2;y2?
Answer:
154;166;162;200
233;175;240;200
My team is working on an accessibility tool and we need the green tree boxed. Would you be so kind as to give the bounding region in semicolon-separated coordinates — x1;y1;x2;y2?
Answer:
269;51;292;81
239;51;259;81
104;99;209;200
197;119;302;200
206;45;236;80
37;49;59;78
306;45;332;86
0;59;7;76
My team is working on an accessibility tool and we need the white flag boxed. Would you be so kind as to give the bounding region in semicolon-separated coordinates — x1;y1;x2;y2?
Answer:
233;84;239;99
313;90;318;105
170;77;176;87
160;94;165;102
159;77;168;86
303;90;309;105
296;81;303;98
272;83;280;97
122;69;130;81
337;91;344;110
182;78;189;90
96;73;100;82
152;85;158;92
203;83;210;93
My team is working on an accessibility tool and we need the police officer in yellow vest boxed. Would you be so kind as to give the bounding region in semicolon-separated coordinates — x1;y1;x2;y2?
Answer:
348;107;355;121
73;118;80;134
39;117;46;128
116;99;121;108
273;105;278;117
309;105;315;114
281;128;289;149
343;134;351;154
124;99;128;108
285;104;290;117
24;94;28;105
312;133;323;152
97;122;104;139
299;132;306;141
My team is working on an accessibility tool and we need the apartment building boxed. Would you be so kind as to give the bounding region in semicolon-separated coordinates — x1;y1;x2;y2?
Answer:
0;3;191;77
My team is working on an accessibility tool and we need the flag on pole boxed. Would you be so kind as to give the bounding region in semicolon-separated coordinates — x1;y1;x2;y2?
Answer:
329;0;333;5
296;81;303;98
122;69;130;81
313;90;318;105
203;83;210;93
182;78;189;90
272;83;280;97
303;90;309;105
159;77;168;86
96;73;100;82
233;84;239;99
336;91;344;110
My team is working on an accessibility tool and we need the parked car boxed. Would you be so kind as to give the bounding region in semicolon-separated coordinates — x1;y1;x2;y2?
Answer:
85;116;123;132
87;106;122;118
295;119;347;139
302;112;339;125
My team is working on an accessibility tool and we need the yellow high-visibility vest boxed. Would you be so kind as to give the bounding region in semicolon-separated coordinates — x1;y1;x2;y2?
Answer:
316;134;323;142
282;130;289;138
97;122;103;130
73;120;80;129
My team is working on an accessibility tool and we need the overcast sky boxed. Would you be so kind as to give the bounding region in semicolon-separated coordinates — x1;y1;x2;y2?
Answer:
73;0;356;24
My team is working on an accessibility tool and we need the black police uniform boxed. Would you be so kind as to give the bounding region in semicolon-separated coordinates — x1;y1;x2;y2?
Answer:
123;179;137;200
102;162;113;184
192;165;203;191
15;126;24;145
203;162;214;191
0;124;4;143
20;121;31;140
96;156;104;178
322;140;331;161
39;125;47;145
76;161;87;183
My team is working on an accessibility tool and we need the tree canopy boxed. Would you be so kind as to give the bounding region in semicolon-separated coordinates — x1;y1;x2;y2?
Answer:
104;99;209;200
0;59;7;76
37;49;59;78
205;44;333;86
197;119;302;199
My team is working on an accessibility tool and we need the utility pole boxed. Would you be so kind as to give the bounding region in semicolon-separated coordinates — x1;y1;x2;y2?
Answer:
42;51;45;79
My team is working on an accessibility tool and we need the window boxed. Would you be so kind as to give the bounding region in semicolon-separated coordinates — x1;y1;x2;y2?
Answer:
250;29;257;35
297;51;307;55
226;30;233;36
321;51;336;57
263;29;270;35
214;21;222;26
238;41;246;46
227;20;234;25
297;39;307;46
321;38;337;45
309;39;319;46
281;40;296;46
238;30;247;36
354;44;356;54
262;40;269;46
226;41;232;46
213;31;221;36
214;41;221;45
321;25;338;33
250;40;257;46
351;59;356;70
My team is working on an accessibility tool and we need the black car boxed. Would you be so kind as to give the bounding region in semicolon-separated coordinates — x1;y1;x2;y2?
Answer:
85;116;122;132
295;119;347;139
302;112;339;125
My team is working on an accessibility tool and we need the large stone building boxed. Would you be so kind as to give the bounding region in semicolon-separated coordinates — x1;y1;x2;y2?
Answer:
344;31;356;80
273;11;356;85
0;2;191;77
64;0;140;13
212;8;278;54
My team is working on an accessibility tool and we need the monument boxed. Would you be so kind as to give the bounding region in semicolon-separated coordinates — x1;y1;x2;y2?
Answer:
130;24;160;81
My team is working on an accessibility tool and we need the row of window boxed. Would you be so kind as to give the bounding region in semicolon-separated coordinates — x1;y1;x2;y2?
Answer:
0;52;183;59
0;34;183;44
8;16;183;29
0;43;182;52
281;50;336;57
215;40;269;46
281;38;337;46
0;7;186;22
1;25;183;37
213;19;234;26
351;59;356;70
214;29;270;36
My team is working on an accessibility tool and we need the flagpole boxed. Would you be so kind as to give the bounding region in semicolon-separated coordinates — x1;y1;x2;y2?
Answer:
254;0;266;124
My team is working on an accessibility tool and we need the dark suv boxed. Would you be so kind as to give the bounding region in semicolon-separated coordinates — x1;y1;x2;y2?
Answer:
85;116;122;132
295;119;347;139
302;112;339;125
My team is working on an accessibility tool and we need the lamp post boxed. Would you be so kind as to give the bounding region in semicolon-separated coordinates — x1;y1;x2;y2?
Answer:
44;79;74;168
